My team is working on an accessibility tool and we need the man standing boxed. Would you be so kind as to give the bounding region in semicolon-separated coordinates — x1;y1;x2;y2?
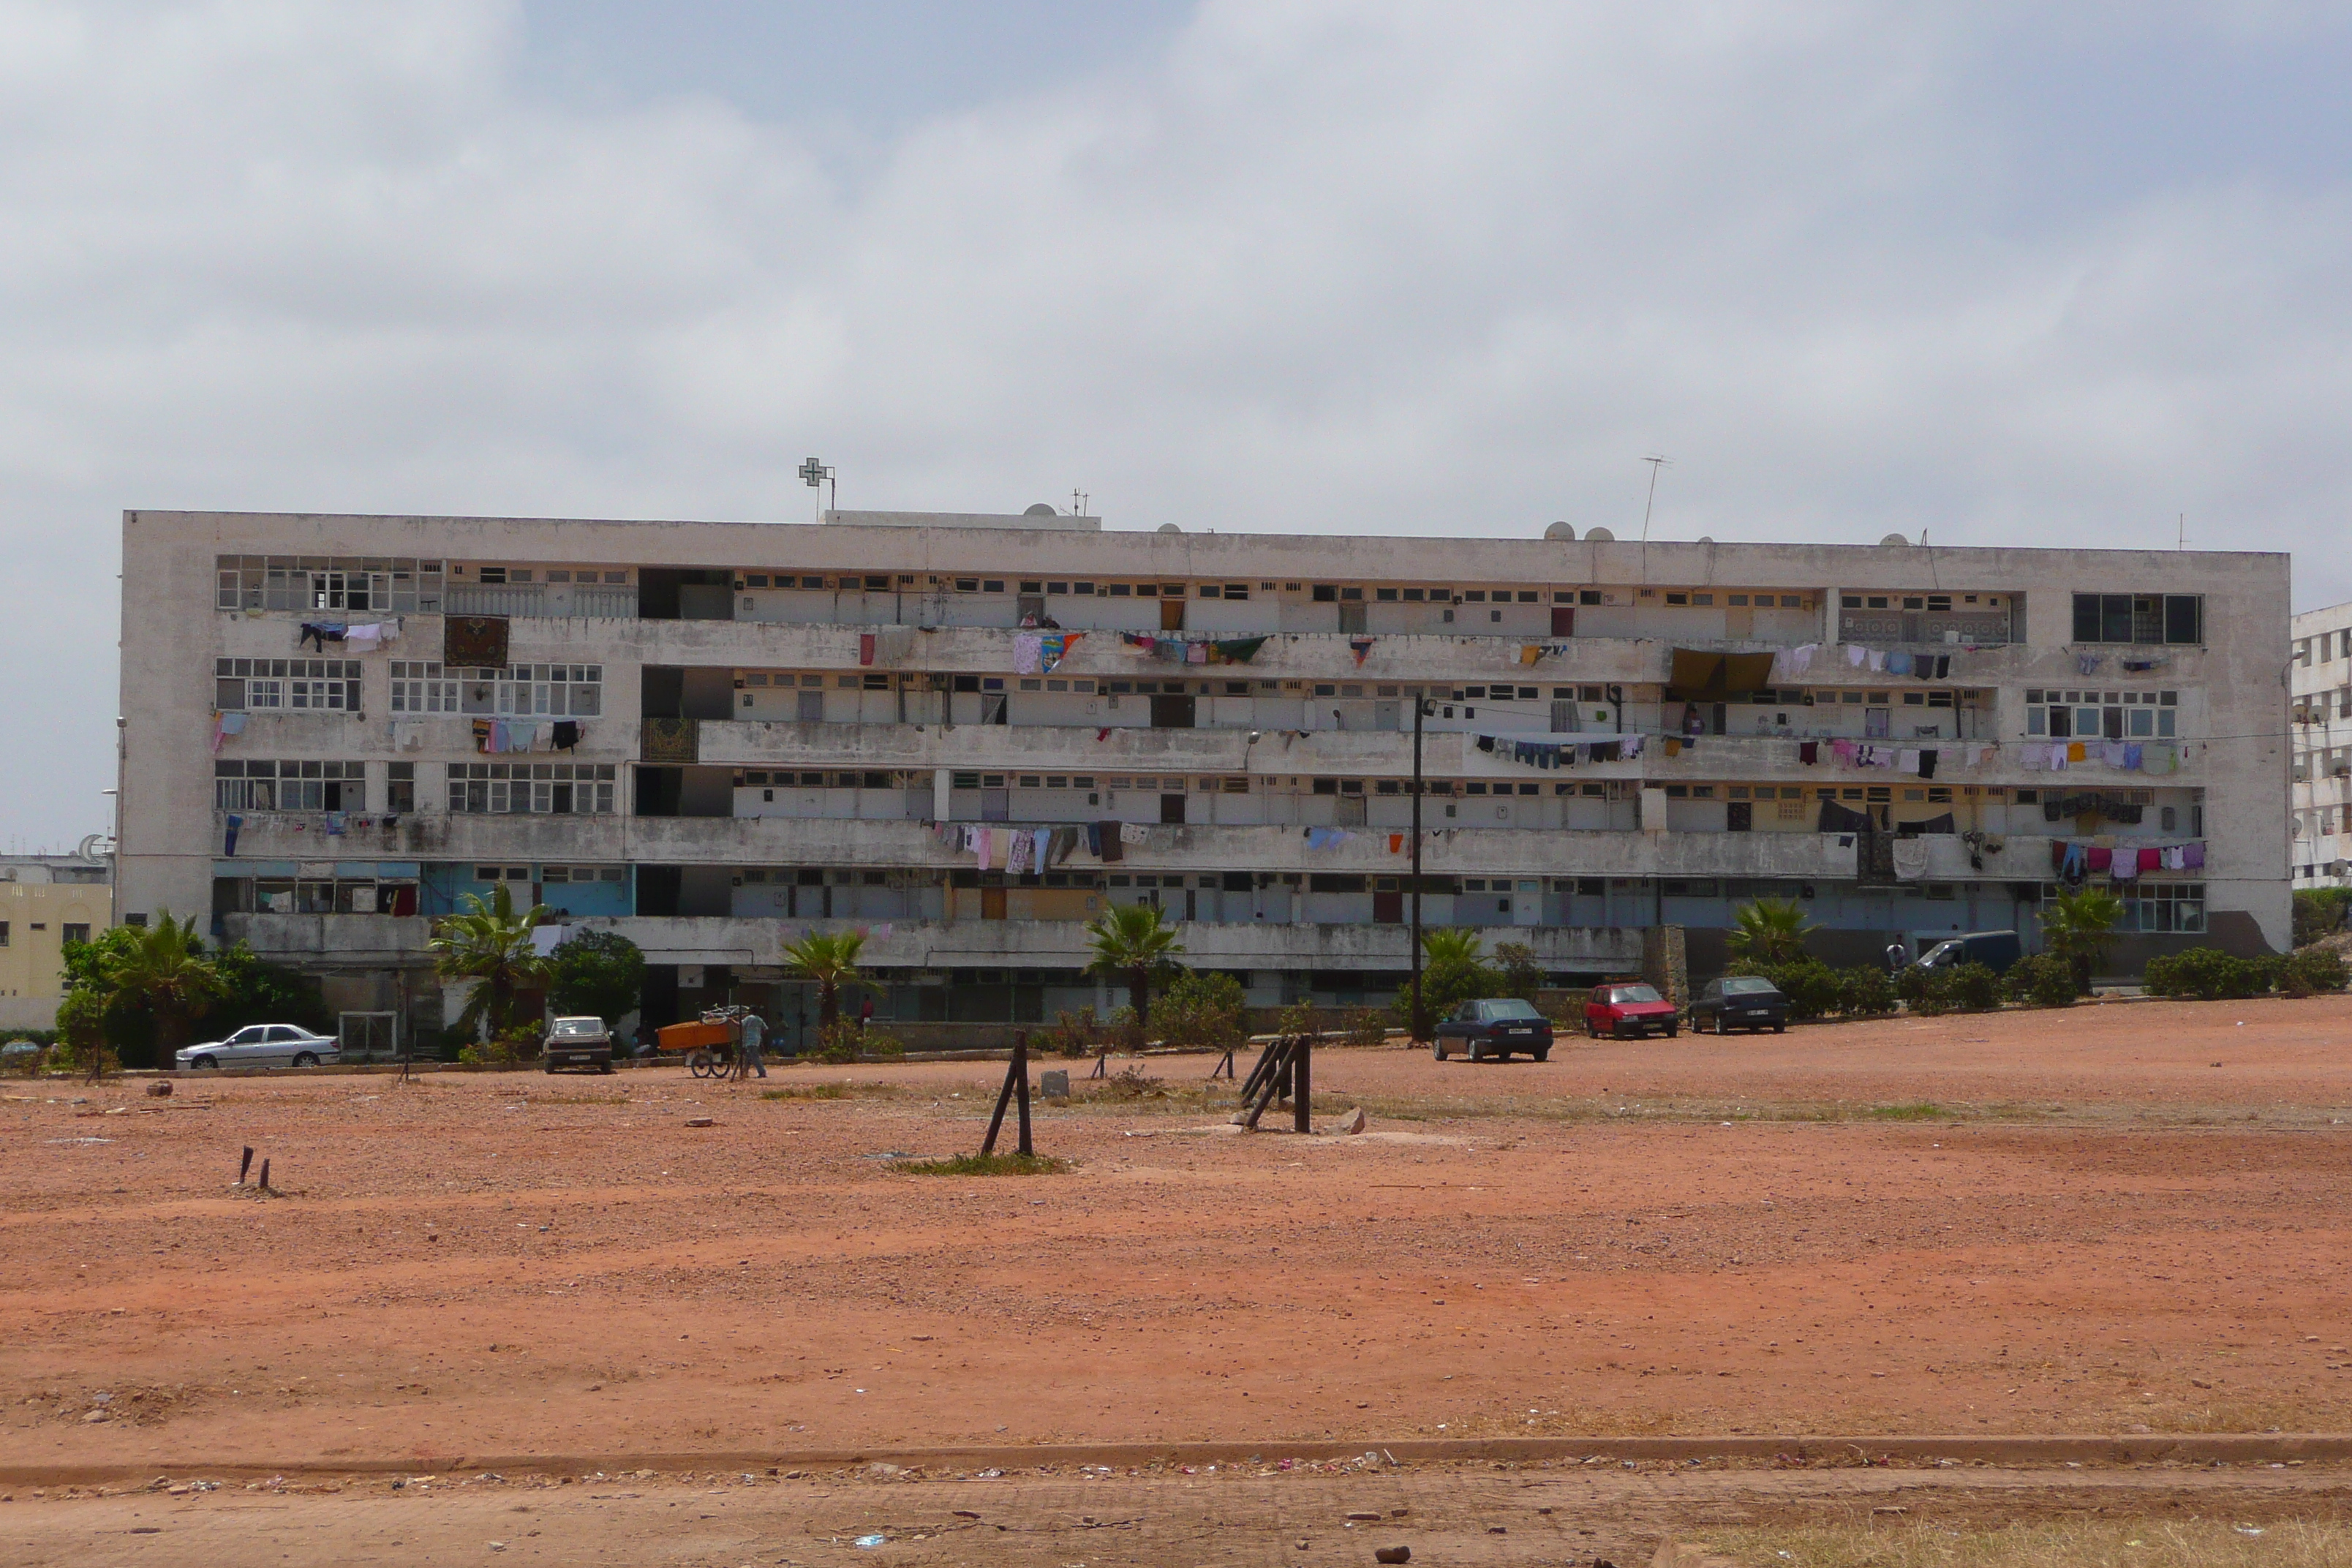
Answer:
734;1010;768;1081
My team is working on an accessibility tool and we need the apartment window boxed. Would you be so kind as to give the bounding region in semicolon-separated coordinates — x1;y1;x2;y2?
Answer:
0;922;7;946
385;762;415;813
446;761;618;815
214;760;366;812
215;658;362;712
216;555;448;614
2072;593;2203;645
61;923;89;944
448;664;603;717
389;660;459;713
2024;689;2178;740
2121;882;2206;934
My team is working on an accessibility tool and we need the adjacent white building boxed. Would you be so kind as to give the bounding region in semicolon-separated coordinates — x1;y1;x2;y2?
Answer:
2292;600;2352;888
114;508;2292;1053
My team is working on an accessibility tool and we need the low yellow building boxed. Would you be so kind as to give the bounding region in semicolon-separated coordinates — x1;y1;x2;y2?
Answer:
0;859;113;1031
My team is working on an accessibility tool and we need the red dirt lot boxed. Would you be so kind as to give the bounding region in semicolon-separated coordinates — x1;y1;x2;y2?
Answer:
3;995;2351;1475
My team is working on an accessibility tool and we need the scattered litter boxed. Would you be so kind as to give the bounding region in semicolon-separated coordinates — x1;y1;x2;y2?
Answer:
853;1534;886;1548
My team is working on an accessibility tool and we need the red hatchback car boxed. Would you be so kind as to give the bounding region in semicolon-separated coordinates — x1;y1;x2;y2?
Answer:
1583;981;1681;1039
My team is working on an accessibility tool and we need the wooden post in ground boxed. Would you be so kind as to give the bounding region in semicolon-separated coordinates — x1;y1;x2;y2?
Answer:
1014;1031;1033;1157
981;1039;1021;1156
1293;1031;1312;1134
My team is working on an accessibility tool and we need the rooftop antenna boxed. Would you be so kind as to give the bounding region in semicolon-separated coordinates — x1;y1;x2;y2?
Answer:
2178;511;2186;550
1070;488;1090;516
1640;455;1671;543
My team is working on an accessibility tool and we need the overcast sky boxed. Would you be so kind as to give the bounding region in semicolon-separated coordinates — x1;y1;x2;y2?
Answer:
3;1;2348;848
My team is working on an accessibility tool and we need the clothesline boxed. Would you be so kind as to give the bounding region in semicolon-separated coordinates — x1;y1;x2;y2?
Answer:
297;618;403;652
471;718;586;753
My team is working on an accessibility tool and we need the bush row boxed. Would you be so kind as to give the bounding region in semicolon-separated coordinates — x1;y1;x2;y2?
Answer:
2143;946;2349;1000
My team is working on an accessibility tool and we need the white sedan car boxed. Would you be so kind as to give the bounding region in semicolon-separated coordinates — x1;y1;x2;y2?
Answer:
176;1025;342;1071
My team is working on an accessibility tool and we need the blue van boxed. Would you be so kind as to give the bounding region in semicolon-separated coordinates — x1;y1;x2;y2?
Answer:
1911;930;2023;976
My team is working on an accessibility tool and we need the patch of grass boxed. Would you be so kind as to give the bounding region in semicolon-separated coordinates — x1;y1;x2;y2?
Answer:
891;1152;1073;1177
1695;1520;2348;1568
761;1082;903;1101
1863;1102;1945;1120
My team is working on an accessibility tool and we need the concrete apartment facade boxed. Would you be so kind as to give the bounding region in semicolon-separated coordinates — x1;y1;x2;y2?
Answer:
116;508;2291;1055
0;854;114;1030
2292;600;2352;888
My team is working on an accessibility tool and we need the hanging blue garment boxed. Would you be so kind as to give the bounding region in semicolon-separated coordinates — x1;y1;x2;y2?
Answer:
1885;652;1914;675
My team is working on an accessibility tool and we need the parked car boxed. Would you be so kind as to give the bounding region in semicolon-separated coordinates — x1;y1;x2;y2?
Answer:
1583;981;1680;1039
1910;930;2022;976
176;1025;341;1071
1688;976;1789;1034
1433;998;1554;1062
542;1015;614;1074
1;1039;43;1069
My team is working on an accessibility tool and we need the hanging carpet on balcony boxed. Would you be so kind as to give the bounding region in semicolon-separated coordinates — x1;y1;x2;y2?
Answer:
444;614;509;666
1665;649;1776;701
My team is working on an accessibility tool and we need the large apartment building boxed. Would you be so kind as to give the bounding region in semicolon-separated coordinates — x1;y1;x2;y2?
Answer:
116;508;2291;1054
2292;600;2352;888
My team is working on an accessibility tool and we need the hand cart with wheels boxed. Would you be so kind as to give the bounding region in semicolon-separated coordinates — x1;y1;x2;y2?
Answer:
656;1008;747;1078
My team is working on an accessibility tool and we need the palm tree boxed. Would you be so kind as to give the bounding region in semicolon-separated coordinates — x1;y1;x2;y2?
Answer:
2040;888;2124;995
782;930;873;1030
102;911;228;1053
428;883;553;1043
1420;928;1486;968
1727;898;1814;968
1085;902;1186;1025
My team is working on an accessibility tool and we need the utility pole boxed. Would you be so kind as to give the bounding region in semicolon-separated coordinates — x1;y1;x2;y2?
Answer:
1409;693;1428;1041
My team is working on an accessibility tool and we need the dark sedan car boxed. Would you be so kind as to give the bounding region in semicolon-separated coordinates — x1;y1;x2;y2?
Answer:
1688;976;1789;1034
1433;998;1555;1062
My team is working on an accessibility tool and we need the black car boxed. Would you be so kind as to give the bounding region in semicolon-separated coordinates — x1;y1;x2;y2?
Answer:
1688;976;1788;1035
1433;998;1554;1062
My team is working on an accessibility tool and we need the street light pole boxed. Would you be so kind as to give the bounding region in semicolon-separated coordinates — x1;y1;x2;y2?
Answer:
1409;693;1427;1041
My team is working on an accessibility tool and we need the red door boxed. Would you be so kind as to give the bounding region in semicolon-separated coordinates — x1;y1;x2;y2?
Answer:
1550;606;1575;636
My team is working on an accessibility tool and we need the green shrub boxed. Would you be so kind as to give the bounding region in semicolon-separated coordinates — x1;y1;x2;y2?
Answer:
1900;962;2003;1016
1939;962;2004;1013
1150;971;1250;1052
2006;953;2078;1008
1341;1011;1390;1049
1834;965;1897;1017
1041;1009;1102;1060
2144;947;2275;1000
2292;889;2352;946
2281;946;2349;998
1736;958;1838;1022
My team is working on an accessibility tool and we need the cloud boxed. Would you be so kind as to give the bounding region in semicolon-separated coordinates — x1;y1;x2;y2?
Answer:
2;0;2348;841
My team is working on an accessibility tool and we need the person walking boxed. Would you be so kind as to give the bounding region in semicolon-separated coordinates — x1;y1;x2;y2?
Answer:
734;1009;768;1081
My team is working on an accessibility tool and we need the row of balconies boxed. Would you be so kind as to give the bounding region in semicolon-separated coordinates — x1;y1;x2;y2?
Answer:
217;813;2100;881
216;708;2203;791
217;911;1651;971
214;614;2177;691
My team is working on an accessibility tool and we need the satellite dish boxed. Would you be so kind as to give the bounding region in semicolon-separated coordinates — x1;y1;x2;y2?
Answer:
1545;521;1576;541
1156;523;1182;534
1586;526;1616;542
1024;502;1058;516
1697;535;1714;544
1880;532;1911;547
75;833;112;863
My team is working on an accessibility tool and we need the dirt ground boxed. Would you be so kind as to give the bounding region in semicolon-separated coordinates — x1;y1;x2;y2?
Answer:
4;993;2351;1489
9;1455;2352;1567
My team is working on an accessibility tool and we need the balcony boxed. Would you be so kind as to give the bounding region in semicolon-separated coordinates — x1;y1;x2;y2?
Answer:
221;912;1645;973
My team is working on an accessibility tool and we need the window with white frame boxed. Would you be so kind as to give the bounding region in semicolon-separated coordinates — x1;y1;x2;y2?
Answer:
216;555;444;614
449;665;603;717
215;658;363;712
2024;688;2178;740
390;660;459;713
214;760;366;811
446;761;617;815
